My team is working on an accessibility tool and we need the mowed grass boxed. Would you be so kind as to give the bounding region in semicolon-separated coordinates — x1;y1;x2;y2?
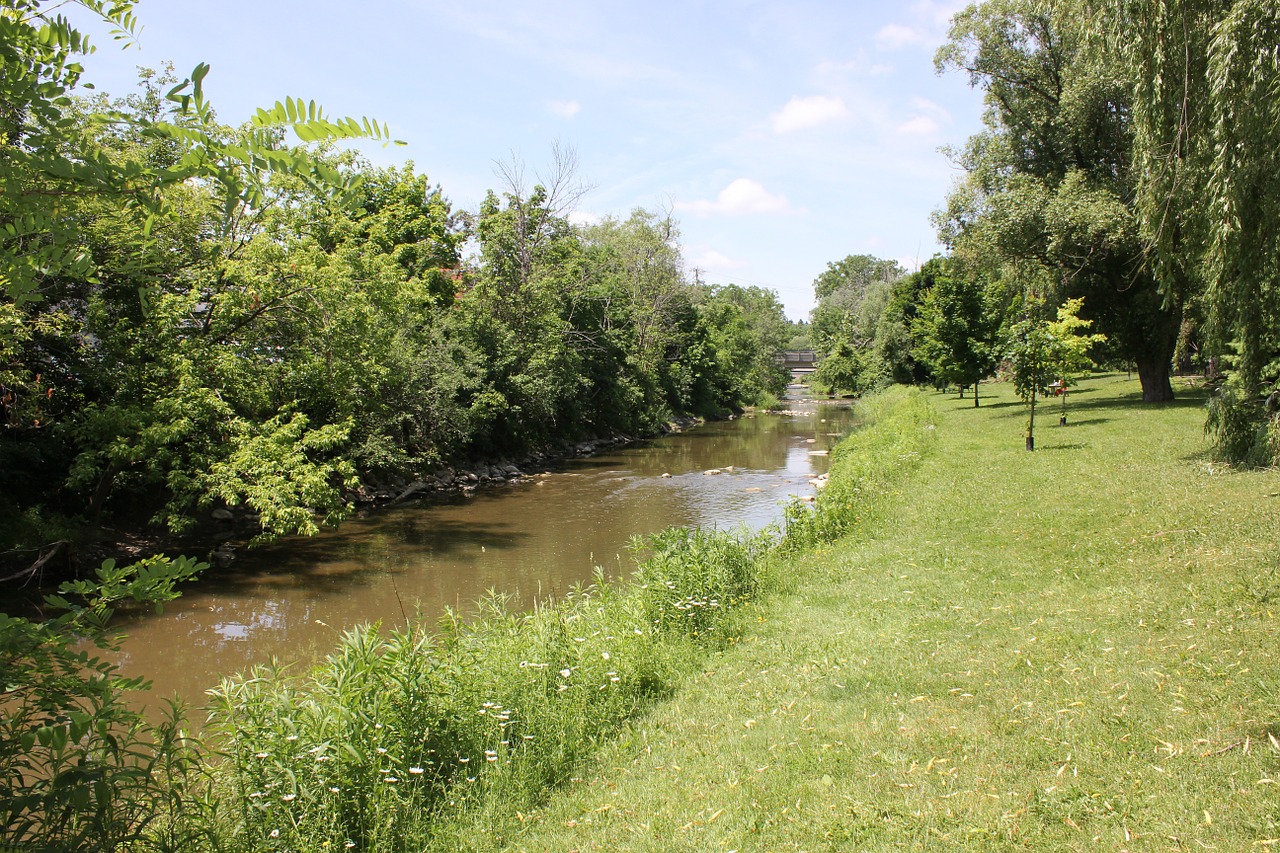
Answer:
476;374;1280;851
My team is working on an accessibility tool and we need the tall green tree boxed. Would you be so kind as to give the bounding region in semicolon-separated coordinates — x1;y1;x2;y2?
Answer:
910;261;1002;406
1092;0;1280;461
935;0;1183;403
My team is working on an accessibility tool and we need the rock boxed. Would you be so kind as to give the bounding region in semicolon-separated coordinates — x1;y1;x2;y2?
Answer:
211;508;234;522
435;471;455;486
703;469;722;476
661;473;672;478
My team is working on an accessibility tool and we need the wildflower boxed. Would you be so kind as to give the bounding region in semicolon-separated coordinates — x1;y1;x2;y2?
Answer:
384;776;399;783
285;735;298;742
459;757;470;764
345;843;356;849
376;747;388;754
602;651;611;660
329;787;340;793
560;668;571;678
249;791;265;799
409;766;424;775
269;828;280;838
485;750;497;762
281;793;296;802
255;752;269;759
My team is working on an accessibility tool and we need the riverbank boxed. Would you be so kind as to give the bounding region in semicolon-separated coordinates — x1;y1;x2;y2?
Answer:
462;374;1280;850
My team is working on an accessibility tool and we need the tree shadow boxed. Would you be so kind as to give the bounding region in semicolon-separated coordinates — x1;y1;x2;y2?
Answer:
1037;443;1087;452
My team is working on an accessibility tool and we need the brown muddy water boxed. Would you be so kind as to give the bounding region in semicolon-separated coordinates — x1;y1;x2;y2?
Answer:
104;391;857;714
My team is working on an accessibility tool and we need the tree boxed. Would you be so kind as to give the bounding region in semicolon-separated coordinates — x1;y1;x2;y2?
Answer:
811;340;886;398
810;254;905;355
1007;310;1056;451
1045;297;1106;425
910;261;1002;406
1091;0;1280;462
936;0;1184;403
694;284;790;408
1007;296;1105;449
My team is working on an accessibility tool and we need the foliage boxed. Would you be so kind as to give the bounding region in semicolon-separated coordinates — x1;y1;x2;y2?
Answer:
935;0;1183;404
200;525;771;851
1092;0;1280;461
810;340;887;398
1006;297;1105;448
809;254;904;356
0;555;208;852
910;259;1002;404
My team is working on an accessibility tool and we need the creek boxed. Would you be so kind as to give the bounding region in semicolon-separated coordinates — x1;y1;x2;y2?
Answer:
108;389;857;714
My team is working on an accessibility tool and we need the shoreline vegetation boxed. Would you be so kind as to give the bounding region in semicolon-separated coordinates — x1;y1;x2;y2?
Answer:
8;374;1280;849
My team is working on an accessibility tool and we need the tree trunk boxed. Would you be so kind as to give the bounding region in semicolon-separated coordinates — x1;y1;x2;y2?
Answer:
1135;354;1175;403
1026;391;1036;451
974;382;980;407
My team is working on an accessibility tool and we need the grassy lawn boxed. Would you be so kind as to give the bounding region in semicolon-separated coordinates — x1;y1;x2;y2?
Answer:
482;374;1280;851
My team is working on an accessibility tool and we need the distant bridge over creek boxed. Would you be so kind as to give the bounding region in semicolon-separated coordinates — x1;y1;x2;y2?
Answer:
777;349;819;374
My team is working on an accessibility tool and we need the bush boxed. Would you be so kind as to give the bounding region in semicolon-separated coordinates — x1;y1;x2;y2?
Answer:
0;556;207;852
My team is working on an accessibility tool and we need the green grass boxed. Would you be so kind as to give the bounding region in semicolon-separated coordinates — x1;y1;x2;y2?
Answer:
479;374;1280;851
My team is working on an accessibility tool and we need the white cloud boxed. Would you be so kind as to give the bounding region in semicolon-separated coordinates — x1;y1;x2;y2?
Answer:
875;23;925;51
897;115;940;135
548;99;582;118
877;1;971;51
769;95;851;133
676;179;801;216
897;97;951;135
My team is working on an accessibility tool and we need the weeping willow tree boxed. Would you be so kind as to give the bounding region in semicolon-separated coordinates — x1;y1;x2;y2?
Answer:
1094;0;1280;463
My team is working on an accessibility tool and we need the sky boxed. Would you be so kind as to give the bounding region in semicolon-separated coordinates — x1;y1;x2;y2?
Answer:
75;0;988;320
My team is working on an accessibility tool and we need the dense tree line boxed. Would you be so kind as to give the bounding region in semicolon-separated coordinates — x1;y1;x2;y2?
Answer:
0;3;788;575
810;0;1279;464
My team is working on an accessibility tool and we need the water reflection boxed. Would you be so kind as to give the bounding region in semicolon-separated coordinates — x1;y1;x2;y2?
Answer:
110;394;857;711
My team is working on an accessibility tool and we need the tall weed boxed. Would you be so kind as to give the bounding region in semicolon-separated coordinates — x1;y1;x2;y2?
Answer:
201;531;772;851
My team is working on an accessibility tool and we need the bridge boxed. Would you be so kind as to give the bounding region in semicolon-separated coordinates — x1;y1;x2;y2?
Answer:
777;349;819;374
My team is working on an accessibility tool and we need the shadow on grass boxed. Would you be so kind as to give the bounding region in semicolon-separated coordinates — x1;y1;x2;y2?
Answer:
1038;443;1087;452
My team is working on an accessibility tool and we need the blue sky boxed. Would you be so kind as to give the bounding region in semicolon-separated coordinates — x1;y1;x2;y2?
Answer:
77;1;986;320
